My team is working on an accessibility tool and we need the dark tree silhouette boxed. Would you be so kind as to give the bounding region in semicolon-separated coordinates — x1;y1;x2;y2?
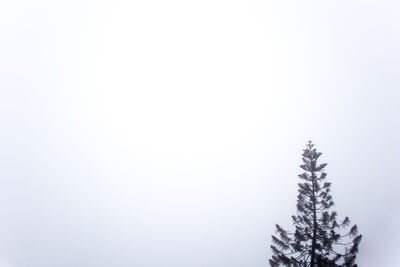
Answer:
269;142;362;267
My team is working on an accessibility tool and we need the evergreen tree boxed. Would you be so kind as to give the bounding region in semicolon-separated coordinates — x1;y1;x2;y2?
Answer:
269;142;362;267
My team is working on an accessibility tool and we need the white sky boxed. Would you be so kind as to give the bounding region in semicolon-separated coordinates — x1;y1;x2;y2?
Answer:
1;0;399;266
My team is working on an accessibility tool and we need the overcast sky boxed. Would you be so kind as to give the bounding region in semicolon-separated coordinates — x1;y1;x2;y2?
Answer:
1;0;399;266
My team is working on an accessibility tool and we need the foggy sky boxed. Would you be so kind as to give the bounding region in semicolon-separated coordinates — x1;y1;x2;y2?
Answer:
1;0;399;266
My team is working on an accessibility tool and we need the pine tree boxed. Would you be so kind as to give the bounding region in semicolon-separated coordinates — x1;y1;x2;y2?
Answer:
269;142;362;267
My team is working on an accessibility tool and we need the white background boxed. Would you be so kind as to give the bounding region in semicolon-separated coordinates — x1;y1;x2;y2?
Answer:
1;0;399;266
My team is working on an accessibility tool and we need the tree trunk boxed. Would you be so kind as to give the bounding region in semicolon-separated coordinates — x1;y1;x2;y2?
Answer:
310;167;317;267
